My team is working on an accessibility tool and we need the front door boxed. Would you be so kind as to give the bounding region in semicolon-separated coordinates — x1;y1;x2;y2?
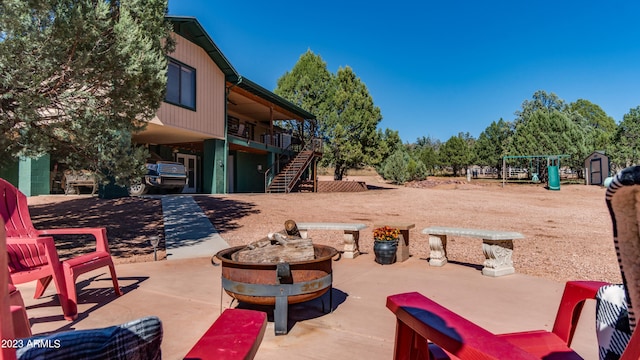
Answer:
177;154;197;193
590;158;602;185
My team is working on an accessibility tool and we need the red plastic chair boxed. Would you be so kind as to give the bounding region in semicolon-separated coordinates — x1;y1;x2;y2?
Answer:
1;220;18;360
387;285;604;360
1;218;162;360
0;178;122;320
7;278;31;340
386;166;640;359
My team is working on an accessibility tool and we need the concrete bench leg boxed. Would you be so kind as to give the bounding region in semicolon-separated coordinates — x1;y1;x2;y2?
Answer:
428;234;448;266
481;239;514;277
343;231;360;259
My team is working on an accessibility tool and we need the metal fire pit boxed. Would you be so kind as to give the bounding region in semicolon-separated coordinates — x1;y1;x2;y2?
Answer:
215;244;338;335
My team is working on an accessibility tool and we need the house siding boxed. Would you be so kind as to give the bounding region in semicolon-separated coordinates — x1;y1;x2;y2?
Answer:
156;33;226;139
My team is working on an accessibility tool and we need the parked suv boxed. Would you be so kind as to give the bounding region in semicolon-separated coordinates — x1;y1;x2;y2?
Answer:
129;159;188;196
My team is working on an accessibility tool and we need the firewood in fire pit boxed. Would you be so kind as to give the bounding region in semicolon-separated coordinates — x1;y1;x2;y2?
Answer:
285;219;301;237
232;237;314;263
232;220;314;263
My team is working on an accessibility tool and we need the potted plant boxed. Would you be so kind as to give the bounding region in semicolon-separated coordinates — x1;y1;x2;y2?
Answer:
373;226;400;264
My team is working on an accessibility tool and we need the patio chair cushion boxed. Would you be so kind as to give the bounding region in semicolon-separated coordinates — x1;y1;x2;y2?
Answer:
16;316;162;360
596;284;632;360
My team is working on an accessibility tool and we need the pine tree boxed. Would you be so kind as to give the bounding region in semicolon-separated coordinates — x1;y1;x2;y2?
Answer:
439;136;471;176
611;106;640;171
276;51;385;180
274;49;333;141
0;0;174;184
474;119;513;177
324;66;382;180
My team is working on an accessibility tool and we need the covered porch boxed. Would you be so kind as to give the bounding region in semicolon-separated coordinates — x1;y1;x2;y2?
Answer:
226;77;318;193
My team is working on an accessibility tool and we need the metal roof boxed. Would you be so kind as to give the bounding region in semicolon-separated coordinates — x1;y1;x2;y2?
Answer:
166;16;240;83
166;16;315;121
235;77;315;120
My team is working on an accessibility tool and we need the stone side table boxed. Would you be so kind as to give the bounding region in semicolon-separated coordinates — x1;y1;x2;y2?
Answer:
373;223;415;262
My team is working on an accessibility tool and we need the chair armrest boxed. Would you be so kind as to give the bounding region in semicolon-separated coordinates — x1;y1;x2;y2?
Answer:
37;228;109;253
551;280;609;345
386;292;538;360
7;236;56;246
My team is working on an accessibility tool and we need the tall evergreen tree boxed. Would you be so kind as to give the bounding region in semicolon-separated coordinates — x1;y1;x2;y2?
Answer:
474;119;513;177
375;128;402;169
439;135;471;176
0;0;174;184
514;90;567;124
510;91;590;171
274;49;334;141
510;109;589;170
276;51;386;180
568;99;617;151
323;66;382;180
416;145;439;174
611;106;640;170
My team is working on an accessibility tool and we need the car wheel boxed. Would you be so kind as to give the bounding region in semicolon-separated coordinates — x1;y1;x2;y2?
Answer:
129;183;148;196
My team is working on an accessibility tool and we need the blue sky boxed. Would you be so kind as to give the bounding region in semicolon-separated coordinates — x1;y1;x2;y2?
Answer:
168;1;640;143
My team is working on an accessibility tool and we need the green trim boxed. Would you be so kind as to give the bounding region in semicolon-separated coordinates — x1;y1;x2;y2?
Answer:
166;16;240;83
236;77;315;120
228;136;293;156
166;17;316;121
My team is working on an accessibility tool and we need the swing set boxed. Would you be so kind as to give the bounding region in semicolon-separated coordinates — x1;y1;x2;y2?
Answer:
501;155;570;189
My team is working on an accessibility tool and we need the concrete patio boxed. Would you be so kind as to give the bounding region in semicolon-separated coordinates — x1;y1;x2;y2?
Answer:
16;252;599;359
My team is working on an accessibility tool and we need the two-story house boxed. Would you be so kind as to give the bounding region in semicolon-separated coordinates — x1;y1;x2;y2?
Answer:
1;16;320;196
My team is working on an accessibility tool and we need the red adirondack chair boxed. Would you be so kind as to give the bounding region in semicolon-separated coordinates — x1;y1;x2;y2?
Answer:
386;165;640;359
1;219;18;360
6;269;31;340
1;217;163;360
0;178;122;320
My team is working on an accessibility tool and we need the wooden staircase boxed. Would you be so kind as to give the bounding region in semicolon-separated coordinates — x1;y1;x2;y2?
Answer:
266;149;316;193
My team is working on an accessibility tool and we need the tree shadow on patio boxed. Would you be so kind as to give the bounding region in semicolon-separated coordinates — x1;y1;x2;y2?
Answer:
194;196;261;233
29;197;164;261
25;274;148;334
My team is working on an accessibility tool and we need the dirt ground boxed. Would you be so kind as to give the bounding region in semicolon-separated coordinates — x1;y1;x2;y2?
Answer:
26;175;621;284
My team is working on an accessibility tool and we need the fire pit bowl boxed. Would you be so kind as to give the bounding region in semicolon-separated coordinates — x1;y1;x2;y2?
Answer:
215;244;338;335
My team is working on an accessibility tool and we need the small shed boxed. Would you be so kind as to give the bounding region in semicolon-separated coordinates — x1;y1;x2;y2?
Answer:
584;151;610;185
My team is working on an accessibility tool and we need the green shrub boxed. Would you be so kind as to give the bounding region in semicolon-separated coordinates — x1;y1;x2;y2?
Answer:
382;150;408;184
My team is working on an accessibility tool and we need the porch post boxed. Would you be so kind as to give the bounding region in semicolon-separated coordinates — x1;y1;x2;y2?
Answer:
203;139;226;194
18;155;51;196
269;106;274;146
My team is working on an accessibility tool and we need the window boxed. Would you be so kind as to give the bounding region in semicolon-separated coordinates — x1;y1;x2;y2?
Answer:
165;59;196;110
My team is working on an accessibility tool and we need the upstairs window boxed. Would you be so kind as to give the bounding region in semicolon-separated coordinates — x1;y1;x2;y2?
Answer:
166;59;196;110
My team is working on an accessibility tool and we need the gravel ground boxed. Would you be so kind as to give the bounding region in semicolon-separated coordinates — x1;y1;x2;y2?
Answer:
27;175;620;284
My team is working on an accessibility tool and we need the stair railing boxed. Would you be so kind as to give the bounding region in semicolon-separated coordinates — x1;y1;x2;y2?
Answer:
264;167;272;192
284;150;314;193
265;138;323;193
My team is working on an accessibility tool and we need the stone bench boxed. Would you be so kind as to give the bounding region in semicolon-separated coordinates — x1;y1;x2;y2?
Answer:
296;222;367;259
421;226;525;277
